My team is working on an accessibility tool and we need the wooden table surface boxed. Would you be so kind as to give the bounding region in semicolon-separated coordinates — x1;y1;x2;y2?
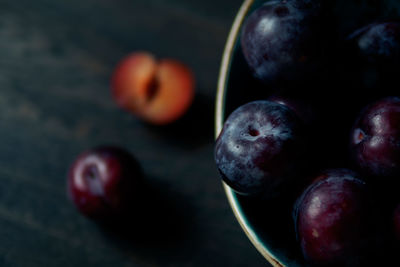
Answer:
0;0;269;266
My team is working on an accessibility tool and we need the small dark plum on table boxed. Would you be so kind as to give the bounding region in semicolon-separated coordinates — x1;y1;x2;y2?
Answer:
67;146;143;220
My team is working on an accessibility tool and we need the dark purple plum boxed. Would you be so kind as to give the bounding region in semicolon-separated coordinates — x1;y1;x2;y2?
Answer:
294;169;374;266
350;97;400;178
346;22;400;97
329;23;400;127
67;146;143;220
214;100;305;196
268;95;316;125
240;0;324;84
349;22;400;62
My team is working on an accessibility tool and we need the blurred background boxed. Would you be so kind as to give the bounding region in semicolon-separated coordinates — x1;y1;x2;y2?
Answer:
0;0;269;266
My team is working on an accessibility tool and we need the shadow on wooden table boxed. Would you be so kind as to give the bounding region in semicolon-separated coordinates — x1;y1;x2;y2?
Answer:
144;92;214;149
98;176;198;259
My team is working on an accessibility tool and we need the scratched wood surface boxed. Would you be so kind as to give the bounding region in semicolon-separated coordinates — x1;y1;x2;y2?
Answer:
0;0;269;266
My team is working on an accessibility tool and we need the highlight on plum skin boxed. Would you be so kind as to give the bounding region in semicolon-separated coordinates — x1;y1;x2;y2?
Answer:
214;100;306;197
111;52;195;125
350;97;400;178
294;169;374;266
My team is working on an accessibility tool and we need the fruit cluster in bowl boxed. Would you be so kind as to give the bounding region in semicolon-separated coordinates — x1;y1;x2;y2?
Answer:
215;0;400;266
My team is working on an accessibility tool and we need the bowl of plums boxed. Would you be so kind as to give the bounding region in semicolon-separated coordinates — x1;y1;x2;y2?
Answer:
214;0;400;266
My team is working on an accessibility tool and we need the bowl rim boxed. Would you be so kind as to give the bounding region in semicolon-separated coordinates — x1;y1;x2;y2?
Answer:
214;0;285;266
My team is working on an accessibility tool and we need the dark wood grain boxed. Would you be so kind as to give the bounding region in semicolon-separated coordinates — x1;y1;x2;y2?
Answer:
0;0;270;266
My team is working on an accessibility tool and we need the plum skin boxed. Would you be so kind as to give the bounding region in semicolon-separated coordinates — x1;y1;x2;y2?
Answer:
294;169;373;266
214;100;305;196
350;97;400;178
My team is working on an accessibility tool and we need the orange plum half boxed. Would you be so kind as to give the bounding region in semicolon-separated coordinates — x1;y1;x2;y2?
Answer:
111;52;195;125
